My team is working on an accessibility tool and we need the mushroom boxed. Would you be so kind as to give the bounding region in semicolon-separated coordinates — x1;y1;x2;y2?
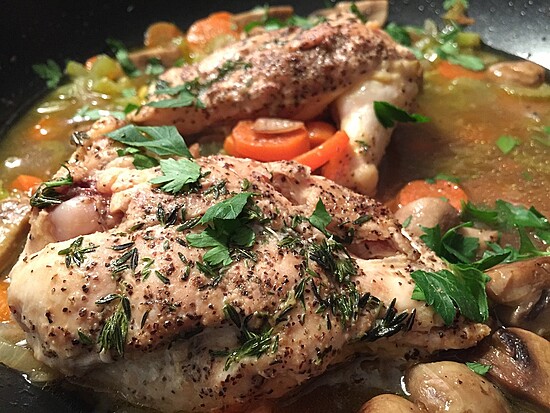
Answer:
405;361;512;413
394;197;460;238
357;394;421;413
486;257;550;337
311;1;388;26
231;5;295;31
477;327;550;410
486;61;545;88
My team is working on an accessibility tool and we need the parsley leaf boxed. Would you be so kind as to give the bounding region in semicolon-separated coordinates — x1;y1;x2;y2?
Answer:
149;158;202;194
411;264;490;325
385;22;412;46
466;361;491;375
350;3;367;23
308;199;331;235
496;135;520;154
32;59;63;89
373;101;430;128
145;57;165;76
107;125;192;158
106;38;141;78
420;222;479;264
199;193;254;224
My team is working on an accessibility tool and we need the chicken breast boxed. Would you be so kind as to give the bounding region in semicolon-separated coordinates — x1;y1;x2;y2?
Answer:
9;126;488;412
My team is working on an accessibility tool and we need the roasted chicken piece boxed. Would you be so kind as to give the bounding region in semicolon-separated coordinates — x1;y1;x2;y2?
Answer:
131;10;422;195
9;124;488;412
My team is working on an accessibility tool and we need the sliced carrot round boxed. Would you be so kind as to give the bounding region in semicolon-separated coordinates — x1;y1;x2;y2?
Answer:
396;179;469;211
186;12;240;53
437;60;486;81
293;130;350;171
10;175;42;193
145;22;184;48
0;280;11;322
231;121;310;161
305;121;337;147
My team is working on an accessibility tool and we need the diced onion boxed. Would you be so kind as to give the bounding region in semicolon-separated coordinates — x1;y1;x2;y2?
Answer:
252;118;305;134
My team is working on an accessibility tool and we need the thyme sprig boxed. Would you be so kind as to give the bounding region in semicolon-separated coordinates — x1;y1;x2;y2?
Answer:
58;236;97;268
362;298;416;342
30;166;73;209
96;293;131;356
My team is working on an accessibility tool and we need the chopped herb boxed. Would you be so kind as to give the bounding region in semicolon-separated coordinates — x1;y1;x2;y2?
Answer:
140;257;154;281
411;264;490;325
353;215;372;225
96;294;131;356
402;215;412;228
199;192;254;224
58;236;98;268
373;101;430;128
77;330;93;346
72;105;125;122
203;180;228;199
385;22;412;46
309;239;356;284
123;103;140;114
308;199;332;235
241;178;251;191
421;222;480;264
111;242;135;251
150;158;202;194
426;173;461;184
177;216;201;231
155;270;170;284
466;361;492;375
30;166;73;209
140;310;150;328
32;59;63;88
111;248;139;275
362;299;415;342
107;124;192;158
496;135;520;154
244;10;323;33
145;57;165;76
350;3;367;23
106;38;141;77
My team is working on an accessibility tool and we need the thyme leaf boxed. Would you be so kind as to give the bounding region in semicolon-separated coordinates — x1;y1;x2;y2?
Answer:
58;237;98;268
30;166;73;209
96;294;131;355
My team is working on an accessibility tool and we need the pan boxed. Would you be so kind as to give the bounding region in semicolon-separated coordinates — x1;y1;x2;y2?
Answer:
0;1;548;412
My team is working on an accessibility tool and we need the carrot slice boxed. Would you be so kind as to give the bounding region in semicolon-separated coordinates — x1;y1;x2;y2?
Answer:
29;116;66;140
230;121;310;161
396;179;469;211
0;280;10;322
10;175;42;193
305;121;337;147
186;12;240;53
437;60;486;80
145;22;184;48
293;131;350;171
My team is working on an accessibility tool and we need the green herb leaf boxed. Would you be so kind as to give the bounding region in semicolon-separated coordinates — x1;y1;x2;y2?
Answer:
149;158;202;194
30;166;73;209
385;22;412;46
446;54;485;71
466;361;491;375
411;265;490;325
96;294;131;355
443;0;469;11
107;125;192;158
373;101;430;128
106;38;141;78
145;57;165;76
308;199;332;235
199;193;254;224
350;3;367;23
496;135;520;154
32;59;63;89
146;90;197;108
58;237;98;268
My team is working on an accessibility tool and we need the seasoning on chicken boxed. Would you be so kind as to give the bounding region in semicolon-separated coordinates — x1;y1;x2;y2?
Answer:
131;10;422;195
8;122;488;413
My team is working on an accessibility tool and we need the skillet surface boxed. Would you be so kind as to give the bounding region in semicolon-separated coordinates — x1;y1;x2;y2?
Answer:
0;1;548;412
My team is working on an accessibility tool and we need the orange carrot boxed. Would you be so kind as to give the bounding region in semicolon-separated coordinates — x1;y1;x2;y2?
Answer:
0;280;11;322
396;179;469;210
229;121;310;161
85;55;99;70
293;131;350;171
10;174;42;193
305;121;337;147
145;22;184;48
186;12;240;53
437;60;486;80
29;116;66;140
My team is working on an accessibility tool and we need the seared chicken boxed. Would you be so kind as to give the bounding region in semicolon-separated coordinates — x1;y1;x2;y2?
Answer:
9;123;488;412
131;11;421;195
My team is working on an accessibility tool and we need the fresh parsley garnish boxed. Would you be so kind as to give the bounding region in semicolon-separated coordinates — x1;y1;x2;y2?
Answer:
308;199;332;235
106;38;141;78
30;166;73;209
496;135;520;154
96;293;131;356
385;22;412;46
244;9;323;33
32;59;63;89
144;57;165;76
411;264;490;325
107;125;192;158
149;158;202;194
374;101;430;128
58;237;98;268
199;192;254;224
466;361;491;375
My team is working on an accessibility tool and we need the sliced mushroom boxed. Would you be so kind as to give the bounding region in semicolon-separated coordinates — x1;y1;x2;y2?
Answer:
0;196;31;273
406;361;512;413
477;327;550;410
311;1;388;26
487;61;545;88
486;257;550;337
232;5;295;31
395;197;460;238
357;394;421;413
128;43;183;70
